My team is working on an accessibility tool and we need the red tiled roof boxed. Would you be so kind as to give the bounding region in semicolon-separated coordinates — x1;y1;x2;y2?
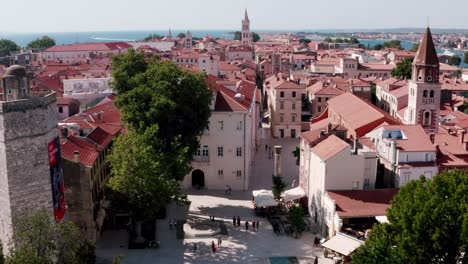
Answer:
46;42;132;52
311;134;349;160
413;27;439;66
86;126;114;148
61;135;99;167
327;189;399;218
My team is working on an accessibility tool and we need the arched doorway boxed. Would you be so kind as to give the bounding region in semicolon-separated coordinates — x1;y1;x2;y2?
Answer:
191;169;205;188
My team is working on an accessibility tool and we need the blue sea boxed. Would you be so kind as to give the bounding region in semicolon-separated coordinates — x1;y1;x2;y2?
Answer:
0;31;465;67
0;30;233;47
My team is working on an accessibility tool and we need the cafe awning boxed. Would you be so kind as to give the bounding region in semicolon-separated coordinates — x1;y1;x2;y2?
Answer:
281;186;306;202
252;189;278;207
322;233;364;256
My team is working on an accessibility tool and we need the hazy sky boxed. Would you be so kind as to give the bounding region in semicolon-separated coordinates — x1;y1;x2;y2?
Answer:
1;0;468;32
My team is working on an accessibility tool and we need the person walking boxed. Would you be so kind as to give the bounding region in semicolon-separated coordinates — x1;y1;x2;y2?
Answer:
233;216;236;226
265;144;268;152
217;236;222;246
211;241;216;253
225;185;229;195
245;221;249;230
193;243;198;253
252;220;256;231
314;256;318;264
228;186;232;195
169;219;173;230
237;216;240;226
256;220;260;231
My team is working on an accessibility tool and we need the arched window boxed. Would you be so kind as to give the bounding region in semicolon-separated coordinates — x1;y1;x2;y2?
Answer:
423;111;431;126
202;145;209;156
423;90;428;97
430;90;434;98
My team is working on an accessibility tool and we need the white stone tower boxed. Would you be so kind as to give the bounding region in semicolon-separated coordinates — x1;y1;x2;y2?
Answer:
404;27;440;132
0;65;59;252
184;30;192;50
241;9;252;46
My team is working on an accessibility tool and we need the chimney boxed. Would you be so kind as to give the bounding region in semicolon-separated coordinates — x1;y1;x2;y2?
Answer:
73;150;80;163
461;131;466;144
273;146;282;177
429;133;435;144
97;112;102;121
326;123;332;134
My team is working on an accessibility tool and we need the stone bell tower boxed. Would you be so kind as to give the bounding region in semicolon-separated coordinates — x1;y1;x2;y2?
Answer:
0;65;59;252
241;9;252;46
405;27;441;133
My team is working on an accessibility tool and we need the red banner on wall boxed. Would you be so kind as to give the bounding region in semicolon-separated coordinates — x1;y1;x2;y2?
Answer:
48;138;66;221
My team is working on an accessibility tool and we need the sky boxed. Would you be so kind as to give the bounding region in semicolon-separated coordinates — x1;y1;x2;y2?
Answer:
1;0;468;32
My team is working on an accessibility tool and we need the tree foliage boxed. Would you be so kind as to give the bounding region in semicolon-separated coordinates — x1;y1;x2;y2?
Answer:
373;44;383;50
464;51;468;64
143;34;162;41
26;36;55;49
383;40;403;50
177;33;186;39
289;204;305;235
391;57;414;79
272;175;287;200
252;32;260;42
109;50;212;219
352;170;468;264
0;39;19;57
448;55;462;66
6;210;95;264
292;146;300;165
234;31;241;40
411;43;420;52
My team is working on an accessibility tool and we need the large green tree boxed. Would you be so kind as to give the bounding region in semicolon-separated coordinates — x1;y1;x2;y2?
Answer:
0;39;19;57
391;57;414;79
108;50;212;219
448;55;462;66
383;40;403;50
7;210;95;264
26;36;55;49
143;34;162;41
233;31;260;42
352;170;468;264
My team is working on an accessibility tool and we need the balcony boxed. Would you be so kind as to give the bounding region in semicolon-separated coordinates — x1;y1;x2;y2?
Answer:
193;156;210;163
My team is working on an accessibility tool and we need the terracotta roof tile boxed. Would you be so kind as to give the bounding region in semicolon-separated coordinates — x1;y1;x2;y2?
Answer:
327;189;399;217
413;27;439;66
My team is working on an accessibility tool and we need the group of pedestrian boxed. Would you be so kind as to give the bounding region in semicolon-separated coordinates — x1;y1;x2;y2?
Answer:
225;185;232;195
232;216;259;231
169;219;177;230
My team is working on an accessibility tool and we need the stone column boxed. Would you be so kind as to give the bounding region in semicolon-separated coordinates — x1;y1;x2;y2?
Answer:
274;145;282;177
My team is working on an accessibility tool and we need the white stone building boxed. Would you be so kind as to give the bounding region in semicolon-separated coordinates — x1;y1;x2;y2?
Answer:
264;74;303;138
182;77;260;190
366;125;438;187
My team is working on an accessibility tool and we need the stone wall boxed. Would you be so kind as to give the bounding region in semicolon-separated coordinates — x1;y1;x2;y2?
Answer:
0;92;58;251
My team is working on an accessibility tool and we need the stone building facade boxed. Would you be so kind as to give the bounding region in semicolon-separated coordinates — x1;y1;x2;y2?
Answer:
0;65;58;251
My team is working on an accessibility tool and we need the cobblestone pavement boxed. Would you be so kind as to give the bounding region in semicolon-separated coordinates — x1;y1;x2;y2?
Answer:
96;126;332;264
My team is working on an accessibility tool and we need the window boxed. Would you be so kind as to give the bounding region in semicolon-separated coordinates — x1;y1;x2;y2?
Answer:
423;111;431;126
195;148;201;156
280;91;284;98
217;146;224;157
325;97;329;101
430;90;434;98
236;147;242;157
218;170;224;179
425;153;431;161
236;121;242;130
292;103;296;110
317;97;322;103
423;90;428;98
236;170;242;178
291;115;296;122
58;106;63;113
203;60;206;63
364;178;370;187
202;145;209;156
217;121;224;130
280;102;284;110
292;91;296;98
317;106;322;113
280;115;284;123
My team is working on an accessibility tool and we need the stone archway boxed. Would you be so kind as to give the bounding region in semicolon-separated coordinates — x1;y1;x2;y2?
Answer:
191;169;205;188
